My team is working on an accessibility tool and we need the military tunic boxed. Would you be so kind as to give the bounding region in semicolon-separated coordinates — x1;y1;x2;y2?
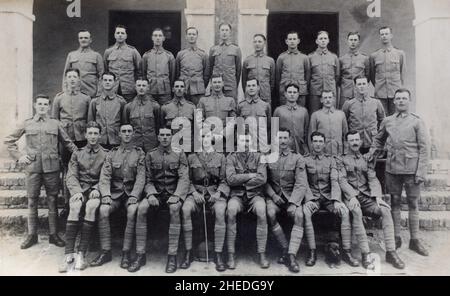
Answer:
141;47;175;96
273;104;309;155
242;52;275;103
338;50;370;108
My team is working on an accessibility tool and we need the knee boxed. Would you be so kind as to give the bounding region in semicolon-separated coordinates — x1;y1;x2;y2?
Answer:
255;204;267;221
85;199;100;214
99;205;110;218
407;197;419;210
390;194;402;207
303;205;312;219
294;208;304;226
137;201;149;217
169;203;181;216
214;203;226;221
47;195;57;203
227;204;238;221
127;205;138;220
351;206;363;219
69;200;82;214
339;207;350;219
266;207;277;223
182;203;193;219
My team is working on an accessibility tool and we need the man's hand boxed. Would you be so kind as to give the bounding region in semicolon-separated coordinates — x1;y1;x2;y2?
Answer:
18;155;32;165
304;201;319;213
89;190;100;199
101;196;112;205
347;197;360;211
192;191;205;204
287;204;297;217
70;192;83;203
147;195;159;207
248;173;258;179
363;150;375;163
167;195;180;204
209;192;221;204
272;194;285;206
127;196;138;206
415;175;425;184
333;201;348;216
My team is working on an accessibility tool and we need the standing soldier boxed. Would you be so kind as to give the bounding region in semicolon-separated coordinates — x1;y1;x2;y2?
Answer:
90;124;146;268
129;128;190;273
276;31;310;107
242;34;275;104
342;76;385;154
370;26;406;115
104;25;142;102
59;122;108;272
180;131;229;272
209;23;242;101
302;131;359;267
226;133;269;269
309;91;348;156
88;72;127;150
4;94;77;249
338;32;370;109
266;128;310;273
175;27;209;106
309;31;340;113
122;78;160;153
273;83;309;155
63;30;104;98
339;131;405;269
53;68;91;216
142;28;176;106
369;88;429;256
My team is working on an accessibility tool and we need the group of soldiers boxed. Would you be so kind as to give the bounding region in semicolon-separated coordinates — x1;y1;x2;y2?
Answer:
3;22;429;274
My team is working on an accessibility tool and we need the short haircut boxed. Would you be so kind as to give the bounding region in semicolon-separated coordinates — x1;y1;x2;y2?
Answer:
379;26;392;33
102;72;116;80
317;31;329;38
115;24;127;33
245;78;260;86
394;88;411;98
286;31;299;39
285;83;300;92
321;90;334;97
185;26;198;34
353;75;368;84
347;31;361;40
135;77;149;84
158;128;172;135
253;33;267;41
173;79;185;86
34;94;50;102
120;123;134;130
278;127;291;137
219;23;232;30
310;131;326;141
152;27;164;35
211;74;223;80
65;68;80;77
78;29;91;35
86;121;102;133
345;130;360;140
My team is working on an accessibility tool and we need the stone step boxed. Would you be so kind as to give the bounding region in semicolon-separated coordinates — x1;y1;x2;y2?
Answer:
0;208;63;236
382;191;450;211
0;190;64;209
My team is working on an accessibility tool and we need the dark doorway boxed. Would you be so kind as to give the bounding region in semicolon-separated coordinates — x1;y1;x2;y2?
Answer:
267;12;339;60
109;11;182;56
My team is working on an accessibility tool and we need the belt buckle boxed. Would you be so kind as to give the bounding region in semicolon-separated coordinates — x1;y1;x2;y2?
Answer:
204;178;209;187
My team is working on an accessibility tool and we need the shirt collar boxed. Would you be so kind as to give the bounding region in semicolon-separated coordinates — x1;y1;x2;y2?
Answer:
66;88;79;95
395;111;409;118
212;92;225;99
280;149;291;157
349;49;360;56
101;93;116;100
253;51;265;57
311;151;324;160
322;107;335;114
33;114;48;122
119;143;134;152
348;149;362;159
356;94;369;102
220;40;231;46
187;45;198;51
173;97;186;105
287;48;299;54
87;144;101;153
316;47;329;55
158;145;171;154
383;45;394;52
79;47;91;53
152;47;165;54
245;96;260;104
135;95;148;105
114;42;127;49
286;103;298;110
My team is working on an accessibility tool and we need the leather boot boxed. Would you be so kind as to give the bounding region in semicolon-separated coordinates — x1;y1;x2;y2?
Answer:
20;234;38;249
128;253;147;273
361;252;375;270
226;253;236;270
258;252;270;269
287;254;300;273
120;251;131;269
277;249;288;264
49;233;65;247
90;250;112;267
215;252;226;272
58;253;75;273
74;252;88;270
386;251;405;269
165;255;177;273
395;236;402;249
179;250;193;269
305;249;317;267
409;239;429;256
342;249;360;267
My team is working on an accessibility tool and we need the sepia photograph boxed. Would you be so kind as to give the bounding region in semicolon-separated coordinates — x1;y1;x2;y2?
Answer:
0;0;450;281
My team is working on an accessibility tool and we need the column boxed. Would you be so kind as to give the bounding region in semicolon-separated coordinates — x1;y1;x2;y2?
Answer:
184;0;215;51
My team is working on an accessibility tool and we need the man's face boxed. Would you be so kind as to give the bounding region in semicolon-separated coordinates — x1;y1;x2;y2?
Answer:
114;28;127;43
186;28;198;44
219;25;231;41
285;86;299;104
253;36;265;52
173;81;185;97
202;132;213;150
285;33;300;49
355;78;369;95
34;98;50;116
135;80;149;95
394;91;410;112
211;77;224;93
158;128;172;148
120;125;134;143
347;34;360;50
278;131;290;150
152;30;165;47
379;28;393;44
85;127;100;146
78;32;92;48
237;135;252;152
102;74;115;91
311;135;325;153
320;92;335;108
245;79;259;97
66;71;80;89
347;133;362;153
316;33;329;48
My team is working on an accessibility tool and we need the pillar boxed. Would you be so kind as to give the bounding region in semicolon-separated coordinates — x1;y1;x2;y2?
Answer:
184;0;215;51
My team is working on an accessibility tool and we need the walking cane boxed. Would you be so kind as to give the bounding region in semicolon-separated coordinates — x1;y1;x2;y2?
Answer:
202;178;209;266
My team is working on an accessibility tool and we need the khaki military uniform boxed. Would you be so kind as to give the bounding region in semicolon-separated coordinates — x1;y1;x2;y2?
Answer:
242;52;275;103
338;51;370;109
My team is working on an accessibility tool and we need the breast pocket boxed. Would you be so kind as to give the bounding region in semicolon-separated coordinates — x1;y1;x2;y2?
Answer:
83;57;98;72
112;162;122;177
69;57;80;68
25;129;39;148
45;129;59;147
190;162;206;180
390;57;400;72
282;162;296;180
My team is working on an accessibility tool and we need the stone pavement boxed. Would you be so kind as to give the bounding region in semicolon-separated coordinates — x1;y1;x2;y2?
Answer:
1;230;449;276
